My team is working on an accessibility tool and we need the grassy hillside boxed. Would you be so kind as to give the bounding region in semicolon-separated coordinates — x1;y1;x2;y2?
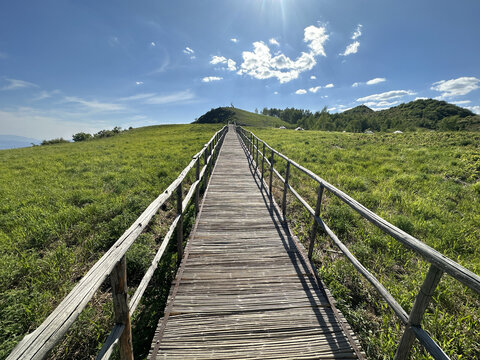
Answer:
249;127;480;359
195;106;291;128
0;124;221;359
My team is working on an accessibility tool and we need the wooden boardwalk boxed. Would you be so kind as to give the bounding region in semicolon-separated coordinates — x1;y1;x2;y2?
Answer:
149;128;363;360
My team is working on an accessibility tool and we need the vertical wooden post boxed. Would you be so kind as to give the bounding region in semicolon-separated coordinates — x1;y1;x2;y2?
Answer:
195;158;200;214
111;256;134;360
308;184;324;260
394;265;444;360
282;161;290;219
261;142;266;187
269;149;274;199
255;137;259;171
203;147;208;193
176;182;183;262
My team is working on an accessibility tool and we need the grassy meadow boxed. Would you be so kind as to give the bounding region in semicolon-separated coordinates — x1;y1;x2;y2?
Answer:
0;124;221;359
249;128;480;359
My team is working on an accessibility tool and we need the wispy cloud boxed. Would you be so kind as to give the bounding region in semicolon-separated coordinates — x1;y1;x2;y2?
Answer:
118;93;157;101
466;105;480;114
340;41;360;56
295;89;307;95
143;90;195;104
269;38;280;46
32;90;60;101
451;100;471;105
325;83;334;88
310;75;317;80
237;24;328;84
202;76;223;83
366;77;386;85
352;82;360;87
183;47;195;59
1;78;38;91
340;24;363;56
309;86;321;93
64;96;125;111
431;77;479;98
150;42;156;47
357;90;415;103
352;24;363;40
231;38;238;43
227;59;236;71
136;81;144;86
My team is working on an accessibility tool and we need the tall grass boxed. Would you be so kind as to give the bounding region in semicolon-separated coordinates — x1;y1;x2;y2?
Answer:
250;128;480;359
0;124;221;359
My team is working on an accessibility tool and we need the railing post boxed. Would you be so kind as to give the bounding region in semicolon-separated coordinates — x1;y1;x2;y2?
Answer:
282;161;290;219
308;184;324;260
269;149;274;199
394;265;444;360
203;147;208;193
176;182;183;262
110;256;134;360
255;137;259;171
195;158;200;214
261;142;266;187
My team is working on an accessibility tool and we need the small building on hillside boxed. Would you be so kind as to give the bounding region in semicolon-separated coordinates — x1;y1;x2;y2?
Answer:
279;126;286;129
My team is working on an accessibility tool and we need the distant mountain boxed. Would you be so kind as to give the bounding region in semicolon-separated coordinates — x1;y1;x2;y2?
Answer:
0;135;40;150
194;107;291;128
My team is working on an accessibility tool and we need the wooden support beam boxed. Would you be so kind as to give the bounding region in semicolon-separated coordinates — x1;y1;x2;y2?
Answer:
195;159;200;214
282;161;290;219
269;149;274;199
394;265;444;360
176;182;183;262
261;142;266;187
308;185;324;260
110;256;133;360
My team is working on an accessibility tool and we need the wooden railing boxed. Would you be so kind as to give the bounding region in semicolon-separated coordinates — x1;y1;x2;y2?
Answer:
7;126;228;360
236;126;480;360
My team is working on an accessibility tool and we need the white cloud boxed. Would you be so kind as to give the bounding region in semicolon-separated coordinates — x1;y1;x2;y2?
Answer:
310;75;317;80
363;100;399;108
452;100;471;105
366;77;386;85
143;90;195;104
352;82;360;87
273;91;279;95
309;86;321;93
466;105;480;114
237;25;328;84
304;25;329;56
1;78;38;91
325;83;334;88
210;55;227;64
295;89;307;95
64;96;125;111
352;24;363;40
150;42;156;47
340;41;360;56
431;77;480;98
357;90;415;103
269;38;280;46
202;76;223;83
227;59;237;71
231;38;238;43
414;97;428;101
136;81;144;86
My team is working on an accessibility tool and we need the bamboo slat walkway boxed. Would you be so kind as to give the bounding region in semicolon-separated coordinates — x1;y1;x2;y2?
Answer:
149;127;363;359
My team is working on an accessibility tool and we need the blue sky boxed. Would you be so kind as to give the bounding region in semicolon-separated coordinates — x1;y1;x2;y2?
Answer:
1;0;479;139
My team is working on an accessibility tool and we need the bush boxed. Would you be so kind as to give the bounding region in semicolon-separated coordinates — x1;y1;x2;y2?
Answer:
72;132;92;142
41;138;69;146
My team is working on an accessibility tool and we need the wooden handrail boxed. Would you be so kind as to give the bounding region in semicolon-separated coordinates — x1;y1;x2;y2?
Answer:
7;126;228;360
236;126;480;360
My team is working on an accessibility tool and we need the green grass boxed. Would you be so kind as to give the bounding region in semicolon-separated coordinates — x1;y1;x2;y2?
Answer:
230;108;291;128
0;124;221;359
249;128;480;359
